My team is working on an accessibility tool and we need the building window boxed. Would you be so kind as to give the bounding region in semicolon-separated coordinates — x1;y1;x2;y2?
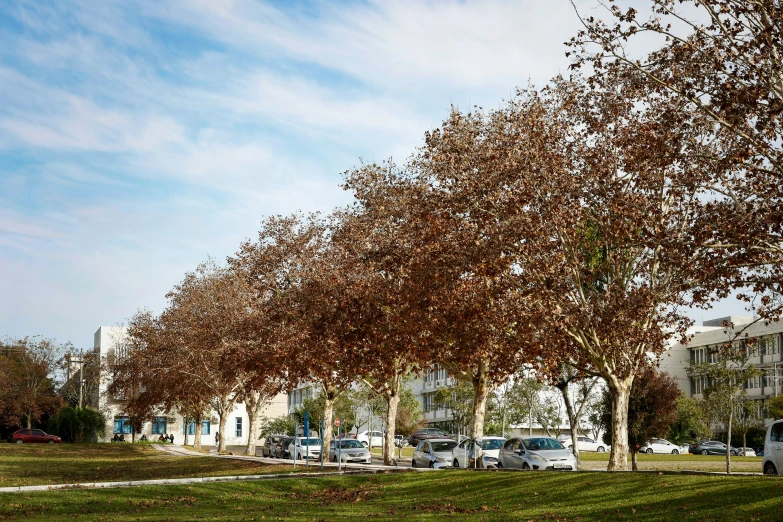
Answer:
236;417;243;437
183;420;211;435
113;416;132;434
151;417;167;435
422;393;433;412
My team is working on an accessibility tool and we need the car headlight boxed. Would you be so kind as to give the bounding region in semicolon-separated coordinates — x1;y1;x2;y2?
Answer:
528;454;547;462
483;456;498;462
435;457;447;463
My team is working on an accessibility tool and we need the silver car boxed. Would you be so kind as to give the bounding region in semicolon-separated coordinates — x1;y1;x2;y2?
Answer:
288;437;322;460
412;438;458;469
498;437;577;471
329;439;372;464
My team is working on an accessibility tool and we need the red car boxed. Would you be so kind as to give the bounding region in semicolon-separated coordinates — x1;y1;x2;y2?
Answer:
12;429;61;444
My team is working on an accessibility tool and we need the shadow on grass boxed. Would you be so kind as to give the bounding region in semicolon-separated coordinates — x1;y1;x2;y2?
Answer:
0;443;296;487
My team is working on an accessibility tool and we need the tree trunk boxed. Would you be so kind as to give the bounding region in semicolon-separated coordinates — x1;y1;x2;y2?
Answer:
631;449;638;471
245;391;261;456
215;394;239;452
471;364;491;438
26;414;31;429
559;382;580;469
607;378;632;471
383;380;401;466
218;412;228;453
194;413;203;449
726;406;733;474
321;384;337;463
470;364;492;469
183;415;189;446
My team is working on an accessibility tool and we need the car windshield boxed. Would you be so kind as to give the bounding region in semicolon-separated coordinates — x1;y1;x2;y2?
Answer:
337;440;363;449
481;439;504;450
431;441;458;452
523;438;565;451
299;438;321;446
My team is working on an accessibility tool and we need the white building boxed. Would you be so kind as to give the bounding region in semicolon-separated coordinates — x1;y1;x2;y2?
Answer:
95;326;288;447
659;316;783;421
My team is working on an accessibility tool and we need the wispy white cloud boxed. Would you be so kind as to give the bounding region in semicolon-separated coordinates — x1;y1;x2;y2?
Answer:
1;0;744;347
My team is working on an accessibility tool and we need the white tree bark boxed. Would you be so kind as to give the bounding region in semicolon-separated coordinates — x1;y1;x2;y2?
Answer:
321;384;337;462
244;391;262;456
607;378;632;471
383;384;401;466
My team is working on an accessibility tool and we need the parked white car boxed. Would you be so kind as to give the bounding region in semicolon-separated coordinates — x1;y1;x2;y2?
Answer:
499;437;578;471
763;420;783;475
356;430;383;448
412;438;458;469
738;447;757;457
288;437;322;460
451;436;506;469
639;438;683;454
559;436;609;453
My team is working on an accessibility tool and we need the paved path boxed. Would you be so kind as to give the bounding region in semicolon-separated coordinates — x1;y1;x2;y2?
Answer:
151;443;205;457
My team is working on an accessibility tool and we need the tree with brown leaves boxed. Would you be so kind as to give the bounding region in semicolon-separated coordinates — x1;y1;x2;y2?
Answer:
341;164;435;464
569;0;783;319
0;337;64;429
233;214;366;458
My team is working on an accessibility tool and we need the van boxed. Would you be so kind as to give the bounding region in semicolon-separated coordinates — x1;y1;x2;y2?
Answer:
762;420;783;475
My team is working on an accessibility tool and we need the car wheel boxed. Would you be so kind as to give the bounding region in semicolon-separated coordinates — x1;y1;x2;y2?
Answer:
361;441;368;448
522;463;530;470
764;462;778;476
412;459;417;468
497;462;503;469
672;449;679;455
701;450;708;455
568;445;573;450
15;439;23;444
597;446;605;453
453;459;459;468
333;456;337;463
48;440;55;445
646;448;653;454
730;450;737;456
429;461;434;469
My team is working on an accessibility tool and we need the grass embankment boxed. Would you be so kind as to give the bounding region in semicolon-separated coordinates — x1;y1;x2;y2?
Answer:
579;452;763;473
0;470;781;521
372;447;414;458
0;444;305;487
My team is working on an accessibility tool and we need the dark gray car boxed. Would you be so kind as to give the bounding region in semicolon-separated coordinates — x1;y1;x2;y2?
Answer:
262;434;288;457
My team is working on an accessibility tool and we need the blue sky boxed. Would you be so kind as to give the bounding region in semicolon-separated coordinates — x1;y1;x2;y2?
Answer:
0;0;747;348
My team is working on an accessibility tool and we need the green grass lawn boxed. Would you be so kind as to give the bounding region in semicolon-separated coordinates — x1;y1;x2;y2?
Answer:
0;444;307;487
578;452;764;473
372;447;414;458
0;470;781;521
